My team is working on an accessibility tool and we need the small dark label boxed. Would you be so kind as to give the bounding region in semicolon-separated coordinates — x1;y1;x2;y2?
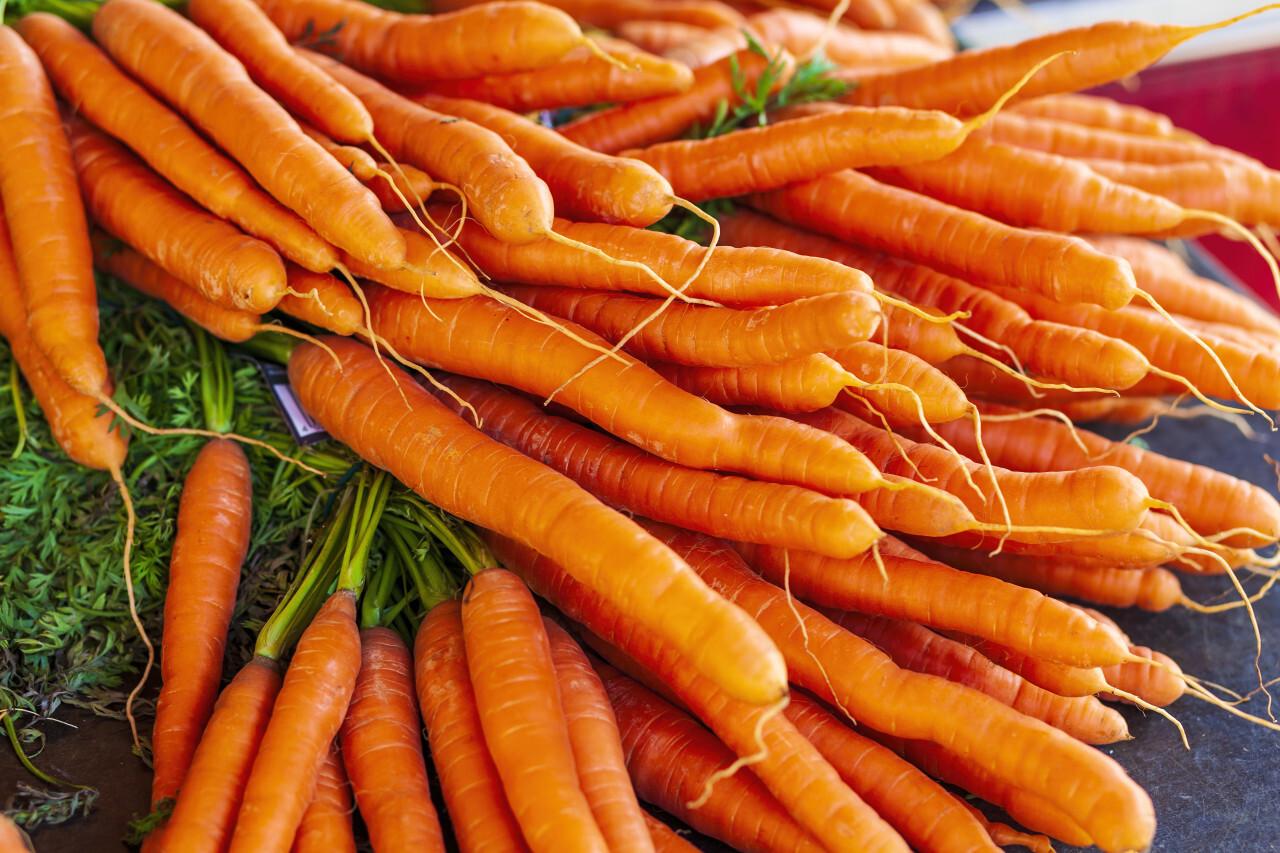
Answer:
255;361;330;446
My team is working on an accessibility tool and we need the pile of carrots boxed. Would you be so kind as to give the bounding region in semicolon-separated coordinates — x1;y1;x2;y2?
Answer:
4;0;1280;850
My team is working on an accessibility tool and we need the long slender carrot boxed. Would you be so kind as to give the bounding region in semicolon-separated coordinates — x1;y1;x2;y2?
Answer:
149;439;253;817
494;0;745;30
289;336;787;705
415;599;532;853
462;569;609;853
544;619;655;853
290;741;357;853
745;9;953;68
0;26;105;397
827;342;972;425
1008;93;1186;139
340;627;446;852
93;0;406;271
652;355;865;413
430;374;883;559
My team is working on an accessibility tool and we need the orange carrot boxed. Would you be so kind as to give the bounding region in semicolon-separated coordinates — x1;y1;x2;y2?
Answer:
490;0;746;32
746;8;953;67
93;0;405;270
1009;93;1187;139
651;355;859;412
616;20;711;54
276;266;364;337
0;815;27;853
289;336;787;704
341;226;484;299
340;627;446;852
827;342;972;425
643;813;700;853
290;741;356;853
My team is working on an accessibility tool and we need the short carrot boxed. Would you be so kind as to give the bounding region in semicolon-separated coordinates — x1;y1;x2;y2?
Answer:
276;266;364;337
827;342;972;425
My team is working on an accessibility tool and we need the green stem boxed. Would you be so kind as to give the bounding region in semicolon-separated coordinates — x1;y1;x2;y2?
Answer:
232;331;301;366
192;325;234;434
1;712;90;790
9;360;27;460
359;542;402;630
384;520;456;613
392;496;495;577
336;469;393;595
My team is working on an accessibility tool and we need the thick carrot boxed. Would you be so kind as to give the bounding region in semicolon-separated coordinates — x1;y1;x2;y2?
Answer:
407;95;678;227
365;286;887;494
255;0;590;82
544;619;655;853
65;115;287;314
597;661;829;853
416;38;695;111
557;47;791;154
651;355;862;412
1101;646;1185;709
746;8;953;68
462;569;609;853
340;627;446;852
289;336;787;704
0;26;105;396
93;0;405;270
228;589;362;853
1081;157;1280;229
290;741;356;853
150;439;253;815
415;599;532;853
749;169;1139;309
155;658;283;853
16;12;335;275
430;374;883;558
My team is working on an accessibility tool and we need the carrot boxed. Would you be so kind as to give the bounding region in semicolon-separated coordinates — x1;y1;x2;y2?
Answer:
732;537;1131;668
0;815;27;853
364;286;887;495
945;632;1112;698
869;300;970;365
289;336;788;704
788;0;895;29
295;122;444;212
485;0;746;31
0;25;105;396
340;627;446;852
407;95;679;227
840;6;1280;115
543;619;655;853
415;599;532;853
661;22;764;69
1008;93;1188;139
65;115;286;314
149;439;253;817
643;813;700;853
290;741;356;853
745;8;953;68
557;46;792;154
616;20;711;54
430;374;883;558
1081;157;1280;230
501;285;882;366
462;569;609;853
93;0;406;270
254;0;592;83
341;226;484;299
416;38;695;111
16;12;335;275
276;266;365;337
153;658;283;853
878;0;955;47
1101;646;1186;709
749;169;1139;309
826;609;1130;744
827;342;972;425
596;661;829;853
651;355;863;412
228;589;362;853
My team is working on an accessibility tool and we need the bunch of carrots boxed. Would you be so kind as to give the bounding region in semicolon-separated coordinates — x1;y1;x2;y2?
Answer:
4;0;1280;849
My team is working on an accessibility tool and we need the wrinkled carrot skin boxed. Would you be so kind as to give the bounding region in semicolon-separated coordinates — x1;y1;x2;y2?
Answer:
462;569;609;853
307;54;556;245
495;0;744;30
827;342;971;425
341;627;446;852
415;600;532;853
643;813;699;853
0;26;105;397
416;40;694;112
188;0;373;144
93;0;405;271
873;300;968;364
746;9;952;68
290;741;356;853
156;658;282;853
66;115;287;314
1008;93;1183;139
983;111;1249;167
17;13;336;275
151;439;253;812
784;692;1002;853
289;337;787;705
257;0;586;82
596;662;828;853
431;375;881;559
544;620;654;853
409;95;676;226
0;208;126;472
557;48;789;155
945;633;1110;698
1102;646;1185;708
229;590;362;853
342;227;484;299
277;266;364;337
659;22;759;70
652;355;854;413
296;122;439;211
92;234;263;344
1082;157;1280;230
502;284;883;367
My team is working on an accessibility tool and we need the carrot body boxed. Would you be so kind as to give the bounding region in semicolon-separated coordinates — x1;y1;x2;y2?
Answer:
544;619;654;853
290;742;356;853
746;9;953;68
415;600;531;853
340;627;446;852
751;169;1139;309
1008;93;1184;139
431;374;882;559
1083;157;1280;228
827;342;971;425
984;111;1250;166
151;439;253;812
17;12;335;274
643;813;699;853
652;355;856;412
229;589;362;853
0;26;105;396
66;115;287;314
1102;646;1185;708
276;266;364;337
0;816;26;853
504;0;745;29
289;336;787;705
156;658;282;853
342;226;484;299
93;0;405;270
463;569;609;853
